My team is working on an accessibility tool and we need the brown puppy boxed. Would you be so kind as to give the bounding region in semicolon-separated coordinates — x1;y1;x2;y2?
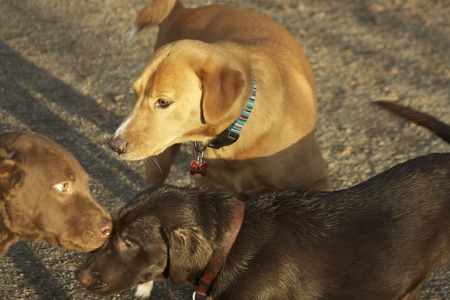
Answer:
109;0;330;197
77;153;450;299
0;132;112;257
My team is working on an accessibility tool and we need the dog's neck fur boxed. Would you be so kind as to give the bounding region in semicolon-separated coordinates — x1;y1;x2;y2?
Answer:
194;197;244;298
192;77;256;169
146;187;243;288
205;78;256;150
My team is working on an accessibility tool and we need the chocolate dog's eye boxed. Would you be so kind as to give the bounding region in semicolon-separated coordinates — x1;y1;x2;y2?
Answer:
53;182;69;192
156;98;172;108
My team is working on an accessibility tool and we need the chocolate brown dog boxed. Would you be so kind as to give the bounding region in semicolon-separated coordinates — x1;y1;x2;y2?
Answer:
77;151;450;299
0;132;112;257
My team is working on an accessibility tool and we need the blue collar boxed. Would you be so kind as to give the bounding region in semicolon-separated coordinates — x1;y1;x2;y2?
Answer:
207;79;256;149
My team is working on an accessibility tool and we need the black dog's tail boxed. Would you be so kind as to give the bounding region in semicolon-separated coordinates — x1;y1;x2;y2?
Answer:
375;101;450;143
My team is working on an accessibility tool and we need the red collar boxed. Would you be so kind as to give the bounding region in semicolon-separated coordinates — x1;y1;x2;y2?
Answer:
193;198;245;299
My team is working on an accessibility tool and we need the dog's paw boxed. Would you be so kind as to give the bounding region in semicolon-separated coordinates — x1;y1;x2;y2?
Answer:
134;281;154;299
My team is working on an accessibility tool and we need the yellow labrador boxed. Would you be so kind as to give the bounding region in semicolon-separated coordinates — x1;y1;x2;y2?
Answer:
109;0;330;197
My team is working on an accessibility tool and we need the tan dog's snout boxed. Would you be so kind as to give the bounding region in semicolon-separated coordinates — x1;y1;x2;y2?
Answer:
109;136;128;155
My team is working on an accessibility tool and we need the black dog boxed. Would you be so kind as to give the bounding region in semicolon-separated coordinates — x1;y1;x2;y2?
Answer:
77;151;450;299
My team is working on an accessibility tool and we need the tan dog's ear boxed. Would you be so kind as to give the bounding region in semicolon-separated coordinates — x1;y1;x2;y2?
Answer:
0;159;21;195
167;227;213;284
197;67;245;126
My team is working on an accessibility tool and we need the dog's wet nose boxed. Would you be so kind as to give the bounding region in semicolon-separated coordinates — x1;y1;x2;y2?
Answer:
98;218;113;238
76;268;93;287
109;136;128;155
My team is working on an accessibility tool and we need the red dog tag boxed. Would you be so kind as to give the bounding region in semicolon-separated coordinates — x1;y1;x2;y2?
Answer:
190;160;208;176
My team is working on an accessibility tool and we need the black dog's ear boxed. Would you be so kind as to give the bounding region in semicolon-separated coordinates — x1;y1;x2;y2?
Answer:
0;159;21;195
167;226;213;284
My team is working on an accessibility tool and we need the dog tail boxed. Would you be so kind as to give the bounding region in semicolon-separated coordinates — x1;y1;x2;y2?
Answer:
130;0;183;39
375;101;450;143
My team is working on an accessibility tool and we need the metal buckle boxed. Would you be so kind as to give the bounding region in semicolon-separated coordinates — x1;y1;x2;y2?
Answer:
193;291;210;300
207;129;240;149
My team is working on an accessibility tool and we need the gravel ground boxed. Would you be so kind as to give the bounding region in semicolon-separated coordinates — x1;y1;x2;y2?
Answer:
1;0;449;299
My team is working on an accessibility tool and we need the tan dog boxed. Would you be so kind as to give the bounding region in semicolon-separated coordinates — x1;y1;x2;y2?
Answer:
109;0;330;197
0;132;112;257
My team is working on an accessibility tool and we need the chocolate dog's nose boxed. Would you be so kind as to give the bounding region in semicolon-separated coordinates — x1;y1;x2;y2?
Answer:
97;218;113;238
76;268;93;287
108;136;128;155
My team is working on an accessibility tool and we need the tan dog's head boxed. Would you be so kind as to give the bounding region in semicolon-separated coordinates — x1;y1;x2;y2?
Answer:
109;40;251;160
0;132;112;256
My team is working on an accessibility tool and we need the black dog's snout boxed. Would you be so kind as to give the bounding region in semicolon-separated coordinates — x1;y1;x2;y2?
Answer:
76;268;93;287
108;136;128;155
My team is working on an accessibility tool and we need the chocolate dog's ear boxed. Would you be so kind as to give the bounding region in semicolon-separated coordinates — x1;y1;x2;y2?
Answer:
0;133;24;195
0;159;21;195
167;226;213;284
197;66;245;126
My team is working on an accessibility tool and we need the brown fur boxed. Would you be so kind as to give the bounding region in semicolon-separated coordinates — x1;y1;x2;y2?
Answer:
0;132;112;257
109;0;330;197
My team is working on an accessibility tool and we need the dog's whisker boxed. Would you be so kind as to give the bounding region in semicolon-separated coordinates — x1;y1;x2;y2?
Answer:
93;149;108;159
84;139;100;146
144;156;164;176
90;121;118;130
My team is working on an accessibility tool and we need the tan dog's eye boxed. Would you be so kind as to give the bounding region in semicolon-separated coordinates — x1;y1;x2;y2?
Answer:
156;98;172;108
53;182;70;192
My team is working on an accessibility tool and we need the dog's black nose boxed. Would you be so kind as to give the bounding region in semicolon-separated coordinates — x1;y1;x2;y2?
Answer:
109;136;128;155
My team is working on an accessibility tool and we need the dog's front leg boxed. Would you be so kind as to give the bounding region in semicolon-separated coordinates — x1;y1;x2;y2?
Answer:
144;144;181;187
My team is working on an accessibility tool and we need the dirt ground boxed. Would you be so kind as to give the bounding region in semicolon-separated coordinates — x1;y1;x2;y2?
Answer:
0;0;449;299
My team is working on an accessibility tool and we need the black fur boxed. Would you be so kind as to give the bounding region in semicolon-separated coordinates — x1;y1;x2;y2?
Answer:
78;153;450;299
375;101;450;142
